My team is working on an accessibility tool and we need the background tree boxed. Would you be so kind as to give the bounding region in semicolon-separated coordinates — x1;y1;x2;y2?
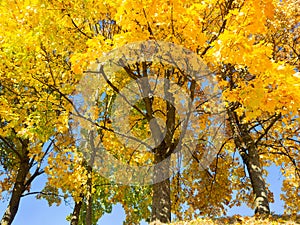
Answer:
0;1;85;224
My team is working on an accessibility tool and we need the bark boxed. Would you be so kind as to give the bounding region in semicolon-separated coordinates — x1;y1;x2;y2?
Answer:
85;188;92;225
85;164;93;225
245;148;270;215
228;109;270;215
151;153;171;223
70;197;83;225
1;140;30;225
85;131;97;225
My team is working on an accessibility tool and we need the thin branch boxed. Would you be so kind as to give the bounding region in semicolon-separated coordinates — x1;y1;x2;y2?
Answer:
255;113;281;145
21;191;67;198
67;14;92;39
0;136;22;159
96;66;146;118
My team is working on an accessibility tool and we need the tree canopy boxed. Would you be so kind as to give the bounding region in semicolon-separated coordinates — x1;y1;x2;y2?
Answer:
0;0;299;225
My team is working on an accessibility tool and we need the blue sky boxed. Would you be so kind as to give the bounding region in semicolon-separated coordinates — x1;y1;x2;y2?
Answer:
0;165;285;225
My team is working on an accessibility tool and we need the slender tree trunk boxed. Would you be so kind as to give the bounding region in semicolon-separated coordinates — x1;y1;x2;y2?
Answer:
1;141;30;225
85;184;92;225
151;153;171;223
70;196;83;225
244;146;270;215
228;109;270;215
86;130;97;225
239;129;270;215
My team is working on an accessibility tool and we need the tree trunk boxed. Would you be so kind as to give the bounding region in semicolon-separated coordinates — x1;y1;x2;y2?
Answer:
151;153;171;223
70;196;83;225
240;131;270;215
244;147;270;215
228;109;270;215
85;189;92;225
85;131;97;225
1;141;30;225
140;70;175;223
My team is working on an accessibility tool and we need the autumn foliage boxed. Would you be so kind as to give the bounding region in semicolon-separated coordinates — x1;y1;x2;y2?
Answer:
0;0;299;225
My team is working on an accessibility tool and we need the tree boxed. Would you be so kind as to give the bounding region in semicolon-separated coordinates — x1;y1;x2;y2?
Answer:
0;1;85;224
1;0;299;224
71;0;299;221
206;0;300;215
